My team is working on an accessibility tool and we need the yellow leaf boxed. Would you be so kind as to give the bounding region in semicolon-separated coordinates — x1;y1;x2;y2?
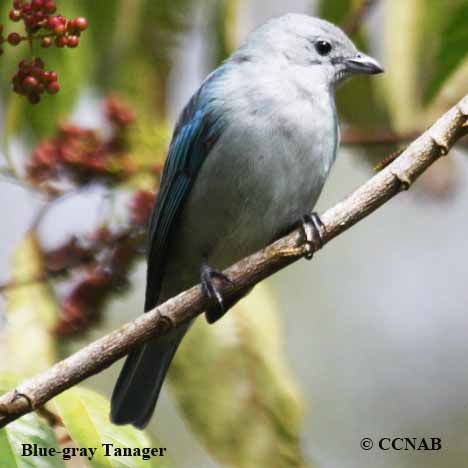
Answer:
53;387;169;468
170;283;306;468
5;233;59;376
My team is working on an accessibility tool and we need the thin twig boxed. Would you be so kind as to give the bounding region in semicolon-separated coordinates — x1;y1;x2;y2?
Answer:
341;128;468;148
343;0;379;36
30;186;89;230
36;406;62;427
0;95;466;428
341;127;420;146
0;144;20;179
0;168;47;197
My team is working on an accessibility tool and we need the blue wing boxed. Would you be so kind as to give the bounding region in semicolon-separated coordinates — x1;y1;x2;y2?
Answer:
144;74;225;311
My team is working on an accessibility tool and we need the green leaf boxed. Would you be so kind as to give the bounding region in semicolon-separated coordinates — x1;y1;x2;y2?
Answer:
0;414;65;468
53;387;169;468
170;284;306;468
0;429;18;468
425;1;468;102
5;234;59;376
0;374;64;468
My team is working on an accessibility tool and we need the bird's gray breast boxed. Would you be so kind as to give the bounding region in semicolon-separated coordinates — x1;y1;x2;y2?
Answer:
171;74;338;275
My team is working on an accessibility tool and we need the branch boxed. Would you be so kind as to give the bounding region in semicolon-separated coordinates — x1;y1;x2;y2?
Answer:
341;127;421;146
343;0;379;36
0;95;467;428
0;168;47;197
342;127;468;148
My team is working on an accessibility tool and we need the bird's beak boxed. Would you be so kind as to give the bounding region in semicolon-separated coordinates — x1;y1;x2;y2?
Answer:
345;52;384;75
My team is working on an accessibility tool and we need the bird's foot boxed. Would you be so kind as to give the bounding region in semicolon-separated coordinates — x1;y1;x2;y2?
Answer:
302;213;325;260
277;212;325;260
201;261;234;324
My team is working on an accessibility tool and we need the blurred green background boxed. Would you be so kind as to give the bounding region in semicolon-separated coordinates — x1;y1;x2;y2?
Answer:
0;0;467;467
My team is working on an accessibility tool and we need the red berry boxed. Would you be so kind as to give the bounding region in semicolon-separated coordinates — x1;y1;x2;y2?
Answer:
74;17;88;31
67;19;75;31
40;70;56;82
9;9;22;21
43;0;56;13
18;69;29;79
21;4;32;14
41;36;52;47
13;0;23;8
46;16;58;29
31;0;44;10
54;23;65;34
7;32;21;45
25;16;37;29
23;76;38;92
55;35;67;47
30;68;40;79
34;11;45;21
67;35;79;48
47;81;59;94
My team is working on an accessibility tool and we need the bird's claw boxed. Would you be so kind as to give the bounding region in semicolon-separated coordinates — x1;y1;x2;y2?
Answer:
201;261;234;324
302;212;325;260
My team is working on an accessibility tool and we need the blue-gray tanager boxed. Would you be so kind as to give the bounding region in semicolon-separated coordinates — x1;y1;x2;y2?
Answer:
111;14;383;428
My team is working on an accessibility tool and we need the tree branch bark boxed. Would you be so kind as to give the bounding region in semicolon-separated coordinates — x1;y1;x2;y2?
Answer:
0;95;467;429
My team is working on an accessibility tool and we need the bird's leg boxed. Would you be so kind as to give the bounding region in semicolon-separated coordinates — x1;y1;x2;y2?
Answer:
200;259;234;324
277;212;326;260
302;213;325;260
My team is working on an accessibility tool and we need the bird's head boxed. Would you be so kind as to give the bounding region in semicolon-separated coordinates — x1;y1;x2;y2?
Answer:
234;14;384;87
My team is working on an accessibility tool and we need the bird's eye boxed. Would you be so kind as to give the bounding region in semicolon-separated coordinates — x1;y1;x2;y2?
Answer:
315;40;332;56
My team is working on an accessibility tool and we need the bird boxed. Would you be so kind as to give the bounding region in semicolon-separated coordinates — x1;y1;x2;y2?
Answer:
110;13;383;428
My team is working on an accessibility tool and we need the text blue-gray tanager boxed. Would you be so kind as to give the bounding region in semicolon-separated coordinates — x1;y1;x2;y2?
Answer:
111;14;383;428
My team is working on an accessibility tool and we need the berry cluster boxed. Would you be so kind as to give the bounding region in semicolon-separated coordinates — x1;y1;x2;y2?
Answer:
9;0;57;31
18;96;163;336
12;58;59;103
27;97;139;189
43;189;156;337
7;0;87;42
130;190;156;227
0;0;88;103
105;97;136;128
